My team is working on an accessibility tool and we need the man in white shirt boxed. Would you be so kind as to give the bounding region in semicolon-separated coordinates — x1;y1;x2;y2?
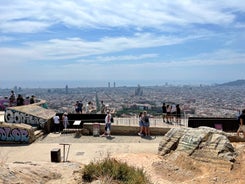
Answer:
53;115;60;133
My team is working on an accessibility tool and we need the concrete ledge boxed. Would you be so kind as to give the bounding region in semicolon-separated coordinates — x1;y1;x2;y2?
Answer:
0;122;35;144
83;123;170;136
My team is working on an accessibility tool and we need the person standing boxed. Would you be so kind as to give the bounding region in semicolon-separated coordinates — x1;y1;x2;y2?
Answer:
176;104;181;125
53;115;60;133
16;94;24;106
166;105;172;124
9;90;16;107
75;101;83;114
142;111;150;137
30;95;35;104
162;103;167;123
138;112;144;136
62;112;69;130
237;109;245;137
85;101;94;113
102;110;112;137
100;101;106;114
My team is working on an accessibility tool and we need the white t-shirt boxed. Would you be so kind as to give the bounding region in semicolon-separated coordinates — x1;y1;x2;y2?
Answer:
53;116;60;124
105;114;111;124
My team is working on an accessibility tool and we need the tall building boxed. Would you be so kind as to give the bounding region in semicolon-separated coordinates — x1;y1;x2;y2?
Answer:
65;85;68;94
135;84;143;96
108;82;110;88
113;82;116;88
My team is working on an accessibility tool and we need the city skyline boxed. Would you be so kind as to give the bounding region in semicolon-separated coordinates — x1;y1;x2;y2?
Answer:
1;79;243;89
0;1;245;88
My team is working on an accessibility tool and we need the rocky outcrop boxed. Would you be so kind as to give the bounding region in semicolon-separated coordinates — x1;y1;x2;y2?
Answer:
158;126;237;163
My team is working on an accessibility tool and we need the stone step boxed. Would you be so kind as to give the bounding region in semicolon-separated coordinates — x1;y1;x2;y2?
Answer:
34;130;45;140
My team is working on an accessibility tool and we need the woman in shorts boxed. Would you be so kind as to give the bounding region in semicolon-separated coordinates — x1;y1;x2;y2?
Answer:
142;111;150;137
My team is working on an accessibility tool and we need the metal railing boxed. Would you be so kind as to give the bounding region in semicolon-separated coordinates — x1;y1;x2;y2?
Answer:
112;117;188;127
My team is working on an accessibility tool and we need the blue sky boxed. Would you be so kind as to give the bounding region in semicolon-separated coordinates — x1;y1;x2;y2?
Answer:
0;0;245;88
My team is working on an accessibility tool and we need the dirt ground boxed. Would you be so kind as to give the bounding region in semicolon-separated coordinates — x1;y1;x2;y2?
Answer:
1;142;245;184
114;142;245;184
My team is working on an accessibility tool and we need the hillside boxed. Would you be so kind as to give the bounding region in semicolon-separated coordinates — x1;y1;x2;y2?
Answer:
219;79;245;86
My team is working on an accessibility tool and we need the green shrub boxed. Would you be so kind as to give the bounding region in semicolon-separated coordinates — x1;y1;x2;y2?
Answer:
82;157;151;184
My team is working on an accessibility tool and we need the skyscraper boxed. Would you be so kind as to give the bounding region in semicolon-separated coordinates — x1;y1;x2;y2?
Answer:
65;85;68;94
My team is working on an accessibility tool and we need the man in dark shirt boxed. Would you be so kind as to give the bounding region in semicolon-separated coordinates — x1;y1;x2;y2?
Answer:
237;109;245;137
16;94;24;106
162;103;167;123
30;95;35;104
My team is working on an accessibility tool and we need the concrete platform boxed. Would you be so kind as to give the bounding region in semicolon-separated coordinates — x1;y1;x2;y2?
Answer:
0;133;162;165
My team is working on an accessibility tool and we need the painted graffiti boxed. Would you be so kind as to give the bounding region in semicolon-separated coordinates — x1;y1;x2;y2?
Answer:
5;109;46;127
181;134;202;145
0;127;29;142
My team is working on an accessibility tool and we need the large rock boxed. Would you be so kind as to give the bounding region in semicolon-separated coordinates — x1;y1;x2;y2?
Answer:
158;126;237;163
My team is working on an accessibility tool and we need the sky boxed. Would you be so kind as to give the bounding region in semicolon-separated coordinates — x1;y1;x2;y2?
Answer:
0;0;245;88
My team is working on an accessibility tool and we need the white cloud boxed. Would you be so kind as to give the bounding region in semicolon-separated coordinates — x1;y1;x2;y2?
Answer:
95;54;158;62
0;47;40;63
1;21;51;33
18;33;193;61
0;36;14;42
0;0;244;33
159;49;245;67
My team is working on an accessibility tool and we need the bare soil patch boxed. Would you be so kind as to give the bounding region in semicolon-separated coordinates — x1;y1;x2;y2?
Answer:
1;143;245;184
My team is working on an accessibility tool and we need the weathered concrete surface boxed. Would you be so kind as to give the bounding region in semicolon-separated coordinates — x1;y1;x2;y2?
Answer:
4;105;56;133
0;122;35;144
83;123;170;136
6;105;55;121
158;126;237;163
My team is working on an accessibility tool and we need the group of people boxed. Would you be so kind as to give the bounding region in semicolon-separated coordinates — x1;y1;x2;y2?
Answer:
8;90;36;107
138;111;151;137
74;101;83;113
162;103;181;125
73;100;110;114
58;100;112;136
53;112;69;133
74;101;97;114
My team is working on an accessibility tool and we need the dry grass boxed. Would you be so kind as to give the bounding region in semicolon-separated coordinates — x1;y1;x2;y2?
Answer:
82;156;152;184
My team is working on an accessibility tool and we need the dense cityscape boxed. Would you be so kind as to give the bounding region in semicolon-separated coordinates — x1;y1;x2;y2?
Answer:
1;81;245;119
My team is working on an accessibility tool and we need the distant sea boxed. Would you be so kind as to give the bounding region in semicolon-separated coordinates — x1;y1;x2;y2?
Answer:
0;79;227;89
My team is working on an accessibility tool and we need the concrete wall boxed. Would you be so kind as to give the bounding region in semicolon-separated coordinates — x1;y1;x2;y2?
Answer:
4;100;56;132
0;122;35;144
83;123;170;136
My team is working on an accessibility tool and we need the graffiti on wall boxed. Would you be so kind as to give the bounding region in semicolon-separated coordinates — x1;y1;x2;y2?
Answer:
0;126;29;142
4;109;46;127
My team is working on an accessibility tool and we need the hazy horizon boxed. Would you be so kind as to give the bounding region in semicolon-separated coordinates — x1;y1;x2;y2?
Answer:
0;79;237;89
